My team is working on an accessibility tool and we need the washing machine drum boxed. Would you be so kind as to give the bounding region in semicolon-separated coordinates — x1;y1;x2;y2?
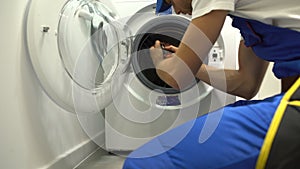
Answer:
132;15;199;94
134;33;179;92
131;15;201;94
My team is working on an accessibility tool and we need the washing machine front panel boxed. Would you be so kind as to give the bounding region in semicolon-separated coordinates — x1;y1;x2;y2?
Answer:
25;0;131;113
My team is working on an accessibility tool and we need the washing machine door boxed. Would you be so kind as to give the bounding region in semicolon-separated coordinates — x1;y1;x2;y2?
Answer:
25;0;132;113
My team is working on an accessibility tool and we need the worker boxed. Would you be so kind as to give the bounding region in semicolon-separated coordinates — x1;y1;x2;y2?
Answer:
122;0;300;168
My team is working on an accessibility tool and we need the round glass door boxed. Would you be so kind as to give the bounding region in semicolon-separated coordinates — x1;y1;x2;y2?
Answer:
25;0;132;113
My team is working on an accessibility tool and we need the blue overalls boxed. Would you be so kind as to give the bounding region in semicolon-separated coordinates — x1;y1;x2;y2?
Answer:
122;16;300;169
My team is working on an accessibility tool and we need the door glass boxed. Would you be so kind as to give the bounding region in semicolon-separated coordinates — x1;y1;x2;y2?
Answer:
25;0;132;112
58;0;131;90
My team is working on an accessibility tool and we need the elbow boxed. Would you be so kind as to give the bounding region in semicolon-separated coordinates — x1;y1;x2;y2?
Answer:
241;90;258;100
231;69;263;100
239;81;260;100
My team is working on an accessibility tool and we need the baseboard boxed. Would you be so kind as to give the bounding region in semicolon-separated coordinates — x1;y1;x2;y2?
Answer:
38;138;103;169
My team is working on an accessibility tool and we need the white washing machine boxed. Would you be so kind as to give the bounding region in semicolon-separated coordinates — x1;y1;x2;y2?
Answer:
25;0;240;153
105;1;240;151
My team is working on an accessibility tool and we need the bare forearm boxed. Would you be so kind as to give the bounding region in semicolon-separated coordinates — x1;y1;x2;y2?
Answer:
156;55;199;90
196;40;270;100
196;64;258;99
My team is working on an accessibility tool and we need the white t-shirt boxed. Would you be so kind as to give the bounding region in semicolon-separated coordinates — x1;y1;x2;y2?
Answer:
191;0;300;32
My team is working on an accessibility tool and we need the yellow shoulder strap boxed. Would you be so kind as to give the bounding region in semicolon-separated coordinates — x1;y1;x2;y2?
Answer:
256;77;300;169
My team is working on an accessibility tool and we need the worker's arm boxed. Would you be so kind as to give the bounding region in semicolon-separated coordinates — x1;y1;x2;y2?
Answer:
196;40;269;100
150;10;228;90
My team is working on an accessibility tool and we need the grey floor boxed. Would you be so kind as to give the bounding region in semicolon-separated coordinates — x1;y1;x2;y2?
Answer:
76;149;127;169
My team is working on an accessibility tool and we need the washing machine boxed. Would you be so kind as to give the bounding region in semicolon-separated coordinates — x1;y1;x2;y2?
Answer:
104;1;240;151
25;0;239;153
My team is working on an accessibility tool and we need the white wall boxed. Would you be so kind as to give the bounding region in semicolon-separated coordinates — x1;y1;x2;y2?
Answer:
257;63;281;99
0;0;98;168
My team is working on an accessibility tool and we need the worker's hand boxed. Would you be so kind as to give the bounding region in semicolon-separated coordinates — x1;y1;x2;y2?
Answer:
162;43;178;53
149;40;195;90
150;40;164;67
150;40;175;67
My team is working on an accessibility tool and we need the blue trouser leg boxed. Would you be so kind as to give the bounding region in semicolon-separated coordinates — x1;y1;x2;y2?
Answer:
122;94;284;169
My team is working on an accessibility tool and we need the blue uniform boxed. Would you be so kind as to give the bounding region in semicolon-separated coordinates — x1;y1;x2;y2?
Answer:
231;16;300;78
123;94;283;169
122;15;300;169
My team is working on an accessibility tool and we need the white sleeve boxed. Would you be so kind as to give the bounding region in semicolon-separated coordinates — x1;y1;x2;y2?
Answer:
191;0;235;20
